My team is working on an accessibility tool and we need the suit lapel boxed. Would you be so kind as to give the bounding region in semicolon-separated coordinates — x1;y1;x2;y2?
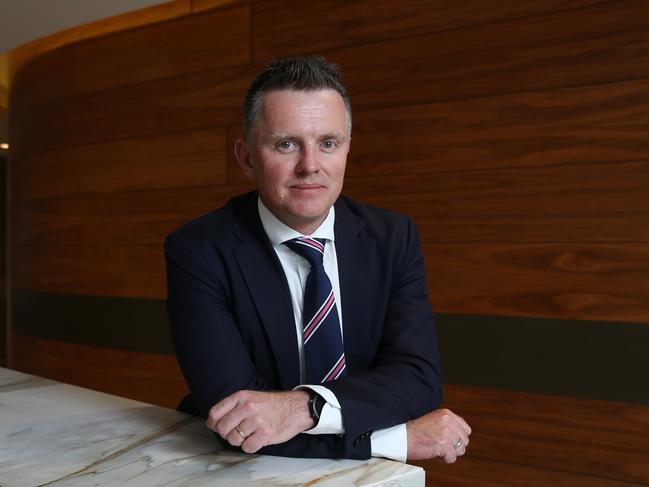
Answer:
334;198;376;374
232;195;301;390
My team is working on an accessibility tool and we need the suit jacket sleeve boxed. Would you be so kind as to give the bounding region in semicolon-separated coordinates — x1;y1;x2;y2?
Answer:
324;212;443;451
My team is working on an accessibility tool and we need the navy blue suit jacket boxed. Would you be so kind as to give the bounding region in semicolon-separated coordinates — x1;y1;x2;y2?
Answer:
165;191;442;459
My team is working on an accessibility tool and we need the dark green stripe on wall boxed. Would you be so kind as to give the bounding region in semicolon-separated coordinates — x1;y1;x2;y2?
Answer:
11;289;174;355
436;314;649;405
10;289;649;404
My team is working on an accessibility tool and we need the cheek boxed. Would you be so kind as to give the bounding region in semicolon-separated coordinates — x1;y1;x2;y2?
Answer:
261;166;290;193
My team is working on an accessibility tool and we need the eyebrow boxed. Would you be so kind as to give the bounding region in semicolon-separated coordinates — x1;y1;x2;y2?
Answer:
265;132;348;143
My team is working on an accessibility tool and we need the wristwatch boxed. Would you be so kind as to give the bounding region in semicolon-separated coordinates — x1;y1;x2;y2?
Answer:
308;391;325;423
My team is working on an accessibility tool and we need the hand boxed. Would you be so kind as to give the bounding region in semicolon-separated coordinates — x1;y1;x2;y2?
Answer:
206;390;314;453
406;408;472;463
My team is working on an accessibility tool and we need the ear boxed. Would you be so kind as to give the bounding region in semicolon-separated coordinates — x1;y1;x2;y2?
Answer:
234;138;256;182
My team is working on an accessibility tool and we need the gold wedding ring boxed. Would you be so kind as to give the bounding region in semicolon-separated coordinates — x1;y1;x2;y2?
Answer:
235;426;248;440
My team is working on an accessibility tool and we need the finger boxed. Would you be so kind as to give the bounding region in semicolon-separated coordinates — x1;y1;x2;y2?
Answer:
215;404;251;439
449;425;470;452
451;411;472;436
241;432;265;454
444;412;471;448
226;419;254;447
206;395;238;431
441;443;458;464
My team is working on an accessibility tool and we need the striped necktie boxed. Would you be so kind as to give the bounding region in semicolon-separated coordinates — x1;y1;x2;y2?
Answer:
285;237;346;383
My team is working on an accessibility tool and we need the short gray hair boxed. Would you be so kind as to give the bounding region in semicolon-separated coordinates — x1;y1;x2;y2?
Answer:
243;56;352;141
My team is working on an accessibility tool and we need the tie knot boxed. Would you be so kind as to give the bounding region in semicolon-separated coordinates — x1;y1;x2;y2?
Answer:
285;237;326;267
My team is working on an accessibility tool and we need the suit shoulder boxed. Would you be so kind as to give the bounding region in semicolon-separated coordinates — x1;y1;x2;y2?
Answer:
337;195;414;236
165;191;255;247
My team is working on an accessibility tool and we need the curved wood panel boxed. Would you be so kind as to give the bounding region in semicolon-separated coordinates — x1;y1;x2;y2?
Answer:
252;0;607;62
9;64;253;161
10;5;250;117
12;128;225;200
5;1;191;91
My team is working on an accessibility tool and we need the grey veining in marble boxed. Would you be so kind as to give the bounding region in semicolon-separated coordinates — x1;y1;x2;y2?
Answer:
0;368;424;486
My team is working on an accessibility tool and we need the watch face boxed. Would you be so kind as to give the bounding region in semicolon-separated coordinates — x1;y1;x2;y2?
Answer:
309;392;324;421
314;394;325;416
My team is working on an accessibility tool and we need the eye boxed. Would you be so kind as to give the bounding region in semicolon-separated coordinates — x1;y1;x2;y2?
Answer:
321;139;338;152
276;140;297;152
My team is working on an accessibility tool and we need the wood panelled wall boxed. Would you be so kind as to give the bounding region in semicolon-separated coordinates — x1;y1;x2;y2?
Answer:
7;1;649;485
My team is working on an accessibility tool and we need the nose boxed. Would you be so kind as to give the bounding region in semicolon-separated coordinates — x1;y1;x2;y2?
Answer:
296;146;320;175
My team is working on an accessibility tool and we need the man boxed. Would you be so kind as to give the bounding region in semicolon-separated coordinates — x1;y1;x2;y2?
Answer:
166;56;471;463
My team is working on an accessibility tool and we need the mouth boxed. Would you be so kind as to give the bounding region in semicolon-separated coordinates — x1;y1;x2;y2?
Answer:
291;183;325;190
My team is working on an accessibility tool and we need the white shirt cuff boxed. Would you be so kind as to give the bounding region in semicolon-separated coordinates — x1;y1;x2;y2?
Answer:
294;385;344;435
295;385;407;462
370;423;408;463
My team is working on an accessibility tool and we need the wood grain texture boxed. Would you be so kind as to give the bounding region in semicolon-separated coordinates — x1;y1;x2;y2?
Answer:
6;0;192;87
344;160;649;243
425;243;649;322
10;5;250;116
9;332;188;409
437;385;649;484
11;245;166;299
192;0;243;13
321;0;649;111
9;64;254;161
252;0;606;61
10;184;248;248
412;457;647;487
12;129;226;200
347;79;649;177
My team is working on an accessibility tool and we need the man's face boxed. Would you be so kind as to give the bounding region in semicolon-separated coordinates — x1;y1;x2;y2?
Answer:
235;89;350;235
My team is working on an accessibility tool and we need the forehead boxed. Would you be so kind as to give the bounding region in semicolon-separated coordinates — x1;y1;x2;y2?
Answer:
257;89;349;134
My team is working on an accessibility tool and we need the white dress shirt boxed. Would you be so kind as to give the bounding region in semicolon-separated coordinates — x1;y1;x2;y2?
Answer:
257;199;407;462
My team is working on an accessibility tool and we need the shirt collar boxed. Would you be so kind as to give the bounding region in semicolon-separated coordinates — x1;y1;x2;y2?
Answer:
257;197;336;246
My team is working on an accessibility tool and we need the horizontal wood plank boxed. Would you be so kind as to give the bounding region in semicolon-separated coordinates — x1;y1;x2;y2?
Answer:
440;384;649;484
192;0;243;13
10;5;250;116
344;160;649;243
347;79;649;177
9;64;254;160
6;1;192;87
10;184;247;247
252;0;606;61
322;0;649;111
11;245;166;299
425;243;649;323
9;332;188;409
12;129;226;200
412;456;647;487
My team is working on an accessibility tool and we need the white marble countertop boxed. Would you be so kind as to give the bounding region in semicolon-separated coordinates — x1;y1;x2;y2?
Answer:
0;367;424;486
